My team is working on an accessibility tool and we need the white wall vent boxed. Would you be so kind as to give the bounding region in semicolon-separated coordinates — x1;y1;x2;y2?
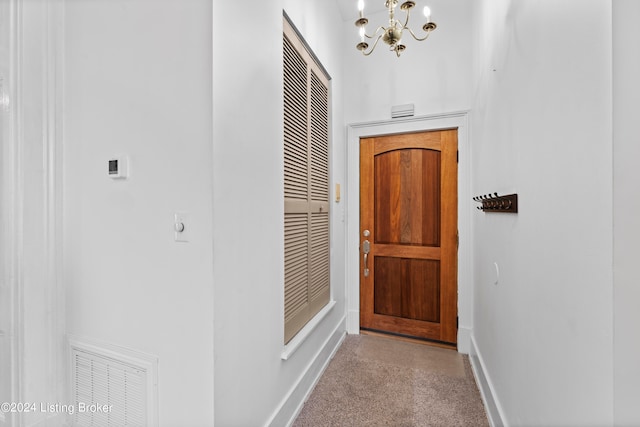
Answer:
391;103;415;118
68;336;158;427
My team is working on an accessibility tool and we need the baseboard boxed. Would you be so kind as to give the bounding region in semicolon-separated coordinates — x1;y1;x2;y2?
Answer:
5;412;66;427
267;316;347;427
469;335;507;427
26;413;66;427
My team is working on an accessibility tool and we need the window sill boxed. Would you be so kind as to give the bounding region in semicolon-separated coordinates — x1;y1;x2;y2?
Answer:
281;300;336;361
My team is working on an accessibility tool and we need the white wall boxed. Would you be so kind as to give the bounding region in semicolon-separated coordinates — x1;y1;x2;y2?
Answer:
212;1;347;425
62;1;214;425
470;0;614;425
613;1;640;425
343;0;474;123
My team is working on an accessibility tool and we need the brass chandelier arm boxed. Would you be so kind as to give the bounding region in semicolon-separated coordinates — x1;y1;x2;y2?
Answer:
361;34;385;56
364;26;387;40
405;25;435;42
402;9;411;29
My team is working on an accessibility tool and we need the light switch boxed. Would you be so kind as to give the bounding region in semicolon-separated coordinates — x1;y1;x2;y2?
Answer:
174;212;190;242
108;156;128;179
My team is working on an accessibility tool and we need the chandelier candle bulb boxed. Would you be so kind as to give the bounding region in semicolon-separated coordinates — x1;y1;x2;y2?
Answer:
358;0;365;17
423;6;431;22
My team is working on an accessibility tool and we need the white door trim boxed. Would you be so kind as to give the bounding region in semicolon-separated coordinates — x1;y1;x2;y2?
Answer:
1;1;65;424
345;111;472;353
1;2;23;423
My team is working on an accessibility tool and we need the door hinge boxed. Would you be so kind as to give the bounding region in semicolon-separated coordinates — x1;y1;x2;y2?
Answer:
456;316;459;329
456;150;459;163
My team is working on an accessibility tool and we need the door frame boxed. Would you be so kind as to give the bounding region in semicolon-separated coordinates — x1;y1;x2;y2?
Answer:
1;1;65;425
346;111;472;353
0;1;21;422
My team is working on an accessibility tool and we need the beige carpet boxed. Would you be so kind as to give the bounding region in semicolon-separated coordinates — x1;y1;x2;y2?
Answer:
293;334;489;427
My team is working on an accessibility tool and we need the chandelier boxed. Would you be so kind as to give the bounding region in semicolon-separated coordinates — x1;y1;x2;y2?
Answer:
355;0;437;57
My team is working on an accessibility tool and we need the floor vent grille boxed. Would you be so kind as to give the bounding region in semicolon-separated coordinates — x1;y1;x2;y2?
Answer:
69;336;158;427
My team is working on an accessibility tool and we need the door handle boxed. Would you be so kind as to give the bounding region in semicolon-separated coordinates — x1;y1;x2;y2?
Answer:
364;253;369;277
362;239;370;277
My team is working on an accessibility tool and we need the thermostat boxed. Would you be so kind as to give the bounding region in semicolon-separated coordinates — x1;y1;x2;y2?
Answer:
108;157;128;179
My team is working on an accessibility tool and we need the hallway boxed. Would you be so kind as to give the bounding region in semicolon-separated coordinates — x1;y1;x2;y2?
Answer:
293;334;488;426
2;1;639;426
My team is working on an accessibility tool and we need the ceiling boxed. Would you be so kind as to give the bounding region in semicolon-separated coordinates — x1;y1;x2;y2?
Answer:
336;0;388;21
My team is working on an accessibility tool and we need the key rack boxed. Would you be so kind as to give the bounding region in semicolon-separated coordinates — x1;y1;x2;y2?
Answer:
473;193;518;213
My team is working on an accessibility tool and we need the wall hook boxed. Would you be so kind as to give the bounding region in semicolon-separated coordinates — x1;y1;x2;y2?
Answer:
472;192;518;213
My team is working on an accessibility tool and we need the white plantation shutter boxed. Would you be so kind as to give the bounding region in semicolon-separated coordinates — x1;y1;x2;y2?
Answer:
283;16;330;344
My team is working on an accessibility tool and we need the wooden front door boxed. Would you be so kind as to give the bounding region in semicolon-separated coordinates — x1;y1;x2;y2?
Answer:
360;129;458;344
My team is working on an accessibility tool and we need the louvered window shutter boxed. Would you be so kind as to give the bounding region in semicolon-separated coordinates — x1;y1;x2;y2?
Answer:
283;17;330;344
